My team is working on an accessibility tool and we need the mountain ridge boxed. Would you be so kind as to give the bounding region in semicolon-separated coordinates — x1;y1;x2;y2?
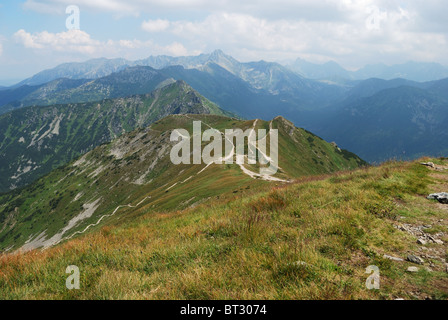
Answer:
2;51;447;164
14;51;448;88
288;59;448;82
317;85;448;162
0;113;366;252
0;80;230;192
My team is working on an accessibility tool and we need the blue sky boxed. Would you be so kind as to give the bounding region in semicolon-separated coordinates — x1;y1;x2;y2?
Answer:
1;0;447;85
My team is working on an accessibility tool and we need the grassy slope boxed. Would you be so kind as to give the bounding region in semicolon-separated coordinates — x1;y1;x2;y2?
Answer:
1;158;447;299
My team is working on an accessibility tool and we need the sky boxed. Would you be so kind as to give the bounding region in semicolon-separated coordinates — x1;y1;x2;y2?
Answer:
0;0;447;85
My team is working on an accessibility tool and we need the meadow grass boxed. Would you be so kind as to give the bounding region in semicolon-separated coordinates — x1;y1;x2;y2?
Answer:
1;159;447;300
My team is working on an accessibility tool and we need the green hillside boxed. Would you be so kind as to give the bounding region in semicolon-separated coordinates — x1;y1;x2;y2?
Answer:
0;80;229;192
0;114;365;253
0;158;447;299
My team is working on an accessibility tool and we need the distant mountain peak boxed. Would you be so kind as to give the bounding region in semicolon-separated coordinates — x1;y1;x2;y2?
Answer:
210;49;225;57
206;50;240;69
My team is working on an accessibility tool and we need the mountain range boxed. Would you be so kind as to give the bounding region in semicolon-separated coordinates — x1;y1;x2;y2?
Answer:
0;53;345;119
318;84;448;162
0;50;447;166
13;50;448;87
288;59;448;82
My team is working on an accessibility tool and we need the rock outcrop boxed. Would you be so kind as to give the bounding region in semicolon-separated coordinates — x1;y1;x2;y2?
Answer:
427;192;448;204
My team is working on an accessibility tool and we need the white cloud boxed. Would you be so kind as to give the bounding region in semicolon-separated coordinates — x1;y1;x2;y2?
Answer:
23;0;222;15
141;19;171;32
0;43;3;57
109;39;188;56
14;29;100;54
13;0;448;67
20;0;374;16
138;6;448;67
163;42;188;56
13;29;193;59
22;0;138;15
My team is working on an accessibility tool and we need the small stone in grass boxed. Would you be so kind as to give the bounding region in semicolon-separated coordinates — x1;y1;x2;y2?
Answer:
383;254;404;262
417;238;427;245
407;254;424;265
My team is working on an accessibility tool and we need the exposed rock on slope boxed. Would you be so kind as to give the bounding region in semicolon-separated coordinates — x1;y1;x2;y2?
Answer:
0;81;229;192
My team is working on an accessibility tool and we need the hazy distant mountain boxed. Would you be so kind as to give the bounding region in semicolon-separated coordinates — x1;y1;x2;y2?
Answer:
15;58;132;87
0;55;350;128
10;50;448;91
343;78;424;100
0;81;229;192
422;78;448;100
288;59;448;82
317;81;448;162
8;50;351;101
354;61;448;82
0;79;91;114
13;50;243;87
139;49;334;99
138;49;241;72
0;67;171;114
287;58;352;80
